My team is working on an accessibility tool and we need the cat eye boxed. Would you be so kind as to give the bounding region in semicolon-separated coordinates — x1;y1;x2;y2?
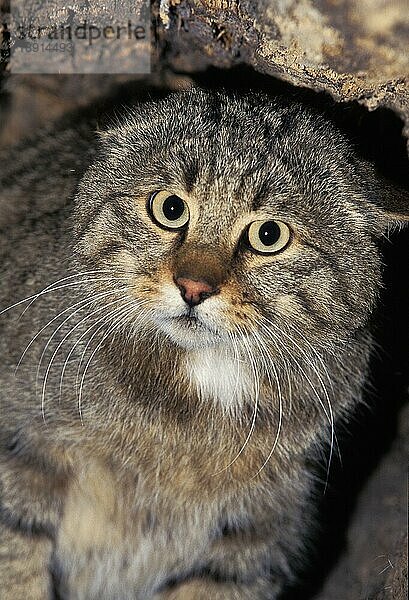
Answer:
245;220;292;255
148;191;189;230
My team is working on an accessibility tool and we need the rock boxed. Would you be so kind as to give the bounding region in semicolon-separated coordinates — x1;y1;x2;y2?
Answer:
157;0;409;149
1;1;408;149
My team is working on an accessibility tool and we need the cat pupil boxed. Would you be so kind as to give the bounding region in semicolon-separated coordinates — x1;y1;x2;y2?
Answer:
163;195;184;221
259;221;280;246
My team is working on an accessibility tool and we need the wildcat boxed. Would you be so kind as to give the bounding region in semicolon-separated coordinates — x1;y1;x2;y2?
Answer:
0;88;407;599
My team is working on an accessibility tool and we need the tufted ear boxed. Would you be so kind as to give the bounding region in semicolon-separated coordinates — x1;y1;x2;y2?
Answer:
355;157;409;226
378;183;409;223
361;165;409;228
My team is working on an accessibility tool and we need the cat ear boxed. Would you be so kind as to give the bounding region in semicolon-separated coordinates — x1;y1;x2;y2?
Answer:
355;159;409;226
374;182;409;225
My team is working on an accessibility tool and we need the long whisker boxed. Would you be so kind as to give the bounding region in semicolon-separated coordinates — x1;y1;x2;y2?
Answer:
282;319;344;471
258;316;336;488
58;297;133;400
283;319;336;394
16;289;117;372
213;324;260;475
39;295;128;421
0;270;124;318
250;330;284;479
75;297;151;392
19;276;128;322
77;299;151;422
35;290;122;394
265;319;336;473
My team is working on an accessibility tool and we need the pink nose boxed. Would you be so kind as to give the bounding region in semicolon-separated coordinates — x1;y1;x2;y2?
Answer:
174;277;216;307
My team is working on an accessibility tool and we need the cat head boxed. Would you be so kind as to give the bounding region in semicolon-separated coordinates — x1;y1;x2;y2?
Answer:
72;89;408;375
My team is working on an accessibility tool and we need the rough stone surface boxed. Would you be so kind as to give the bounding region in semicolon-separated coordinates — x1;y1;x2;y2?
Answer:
315;404;408;600
1;1;408;147
156;0;409;147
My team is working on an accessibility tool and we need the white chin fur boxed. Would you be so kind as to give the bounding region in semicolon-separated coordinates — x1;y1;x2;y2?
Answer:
156;317;221;350
186;346;256;411
151;284;257;409
150;317;256;409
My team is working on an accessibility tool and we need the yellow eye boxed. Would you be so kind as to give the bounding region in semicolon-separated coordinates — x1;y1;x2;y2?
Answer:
246;220;292;255
149;191;189;230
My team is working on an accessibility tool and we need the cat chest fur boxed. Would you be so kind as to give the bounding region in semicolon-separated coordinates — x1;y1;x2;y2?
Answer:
54;460;240;599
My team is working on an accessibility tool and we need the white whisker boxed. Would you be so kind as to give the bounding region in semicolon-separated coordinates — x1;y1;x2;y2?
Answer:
39;295;128;422
213;325;260;475
250;330;284;479
258;316;336;488
75;297;151;391
16;289;118;372
77;299;151;422
0;270;124;318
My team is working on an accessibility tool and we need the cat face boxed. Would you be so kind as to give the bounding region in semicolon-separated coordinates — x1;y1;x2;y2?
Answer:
73;90;391;370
